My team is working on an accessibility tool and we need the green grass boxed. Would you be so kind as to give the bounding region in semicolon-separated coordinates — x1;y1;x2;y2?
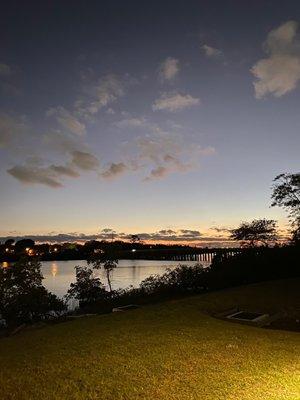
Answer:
0;278;299;400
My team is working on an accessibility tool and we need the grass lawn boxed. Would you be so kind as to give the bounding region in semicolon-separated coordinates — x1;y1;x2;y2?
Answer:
0;278;299;400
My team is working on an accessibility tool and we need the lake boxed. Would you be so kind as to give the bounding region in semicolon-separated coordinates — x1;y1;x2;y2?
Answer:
41;259;209;299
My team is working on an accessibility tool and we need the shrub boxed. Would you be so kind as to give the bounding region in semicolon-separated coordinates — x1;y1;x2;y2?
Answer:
0;257;65;328
66;265;108;308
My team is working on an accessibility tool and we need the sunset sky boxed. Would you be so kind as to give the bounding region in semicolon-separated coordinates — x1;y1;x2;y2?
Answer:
1;1;299;245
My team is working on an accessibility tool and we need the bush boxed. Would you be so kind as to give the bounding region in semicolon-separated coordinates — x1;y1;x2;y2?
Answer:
69;264;208;314
140;264;208;294
208;246;300;289
0;257;65;328
67;246;300;315
66;265;108;308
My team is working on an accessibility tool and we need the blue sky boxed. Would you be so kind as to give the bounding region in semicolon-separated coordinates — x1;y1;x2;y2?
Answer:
0;1;299;244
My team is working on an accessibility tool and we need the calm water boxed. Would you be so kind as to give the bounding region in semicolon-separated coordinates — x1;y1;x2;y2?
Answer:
41;259;209;298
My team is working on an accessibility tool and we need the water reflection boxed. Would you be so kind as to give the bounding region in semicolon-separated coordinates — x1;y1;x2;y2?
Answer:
51;262;58;277
1;259;210;299
41;259;209;298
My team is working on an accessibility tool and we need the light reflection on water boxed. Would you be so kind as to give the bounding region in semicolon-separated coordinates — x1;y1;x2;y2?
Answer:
0;259;210;299
42;259;209;298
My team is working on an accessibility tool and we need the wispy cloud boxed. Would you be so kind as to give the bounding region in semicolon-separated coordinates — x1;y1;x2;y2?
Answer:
100;162;128;179
114;117;148;129
46;107;86;136
158;57;180;82
102;115;215;181
0;228;239;247
209;226;231;234
201;44;223;59
251;20;300;98
133;131;214;180
0;228;203;243
152;92;200;112
76;73;131;118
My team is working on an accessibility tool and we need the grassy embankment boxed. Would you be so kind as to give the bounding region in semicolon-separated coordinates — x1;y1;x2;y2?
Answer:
0;278;299;400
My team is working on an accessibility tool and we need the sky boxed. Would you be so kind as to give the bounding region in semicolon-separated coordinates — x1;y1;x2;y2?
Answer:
0;1;300;245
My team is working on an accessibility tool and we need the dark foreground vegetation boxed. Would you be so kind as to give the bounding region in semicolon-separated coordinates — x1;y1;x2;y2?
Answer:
0;243;298;332
0;258;65;330
68;245;300;315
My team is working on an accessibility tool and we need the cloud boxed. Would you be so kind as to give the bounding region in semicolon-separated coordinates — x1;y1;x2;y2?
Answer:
42;130;83;154
71;150;99;171
135;229;203;241
209;226;231;234
144;154;190;181
50;165;80;178
0;113;27;148
0;63;11;77
46;107;86;136
179;229;202;237
114;116;164;136
251;21;300;98
114;117;148;129
201;45;223;59
100;162;128;179
3;227;287;246
7;151;99;187
102;120;215;181
158;57;180;82
134;131;215;180
92;74;124;110
152;92;200;112
76;74;126;117
0;228;203;243
7;164;64;188
0;231;234;246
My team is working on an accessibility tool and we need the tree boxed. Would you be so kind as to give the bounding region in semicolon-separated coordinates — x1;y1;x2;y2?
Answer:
0;257;65;327
89;251;118;292
4;239;14;247
66;265;107;307
15;239;35;252
130;235;140;244
271;173;300;244
230;219;278;247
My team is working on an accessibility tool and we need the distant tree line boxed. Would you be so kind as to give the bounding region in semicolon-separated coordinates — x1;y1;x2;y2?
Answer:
0;237;201;263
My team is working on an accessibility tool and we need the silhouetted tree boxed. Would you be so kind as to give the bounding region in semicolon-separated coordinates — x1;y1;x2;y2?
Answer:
15;239;35;252
0;257;65;327
89;251;118;292
4;239;14;247
271;173;300;244
130;234;140;244
66;265;107;307
230;219;278;247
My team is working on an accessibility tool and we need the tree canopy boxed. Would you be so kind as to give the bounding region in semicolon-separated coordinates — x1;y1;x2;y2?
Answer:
271;173;300;217
230;219;278;247
271;173;300;244
66;265;107;307
0;257;65;327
